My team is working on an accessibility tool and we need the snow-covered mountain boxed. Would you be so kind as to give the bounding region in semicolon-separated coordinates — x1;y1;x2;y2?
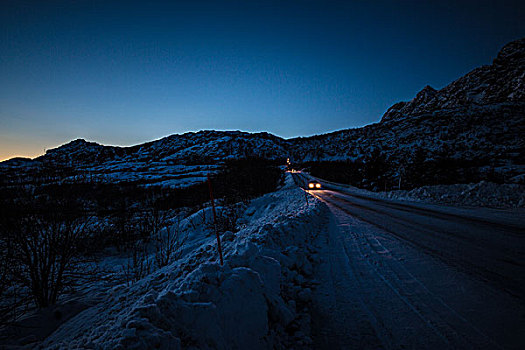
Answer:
381;37;524;123
2;38;524;186
0;131;289;188
289;38;525;181
40;130;288;165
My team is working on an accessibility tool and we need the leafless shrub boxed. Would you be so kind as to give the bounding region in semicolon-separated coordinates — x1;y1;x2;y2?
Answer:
186;205;208;231
214;205;240;234
121;242;152;285
154;217;188;269
121;210;188;284
11;215;94;308
111;200;135;251
0;233;30;325
0;235;14;302
137;206;165;242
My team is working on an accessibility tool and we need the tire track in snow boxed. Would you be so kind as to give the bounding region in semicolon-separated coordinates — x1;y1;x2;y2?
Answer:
311;191;504;349
323;191;524;299
345;217;498;349
311;213;389;349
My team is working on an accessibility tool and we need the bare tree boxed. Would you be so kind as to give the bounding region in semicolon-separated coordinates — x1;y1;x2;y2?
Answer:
0;232;28;325
13;215;92;308
0;196;33;324
154;216;187;269
112;199;134;251
214;205;240;234
121;210;187;284
0;234;14;304
122;242;152;285
137;205;165;242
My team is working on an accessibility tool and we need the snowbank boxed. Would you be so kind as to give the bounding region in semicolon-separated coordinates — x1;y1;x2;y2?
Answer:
378;181;525;209
309;173;525;209
41;174;328;349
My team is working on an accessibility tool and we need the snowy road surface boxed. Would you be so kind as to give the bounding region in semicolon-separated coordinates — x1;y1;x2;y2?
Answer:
293;173;525;349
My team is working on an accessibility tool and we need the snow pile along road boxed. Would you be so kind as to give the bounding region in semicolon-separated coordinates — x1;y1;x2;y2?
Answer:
310;173;525;209
379;181;525;208
42;175;327;349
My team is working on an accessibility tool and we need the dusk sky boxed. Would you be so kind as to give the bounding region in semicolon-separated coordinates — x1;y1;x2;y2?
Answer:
1;0;524;161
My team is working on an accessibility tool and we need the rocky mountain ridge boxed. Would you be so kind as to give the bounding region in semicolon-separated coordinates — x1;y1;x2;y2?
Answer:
2;38;524;187
381;38;524;122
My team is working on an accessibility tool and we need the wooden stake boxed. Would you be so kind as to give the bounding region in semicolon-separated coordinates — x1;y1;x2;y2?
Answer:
207;174;223;265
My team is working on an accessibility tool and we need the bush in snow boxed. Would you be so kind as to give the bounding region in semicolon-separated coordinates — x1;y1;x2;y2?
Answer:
11;213;94;308
212;204;242;235
122;243;153;285
153;216;188;269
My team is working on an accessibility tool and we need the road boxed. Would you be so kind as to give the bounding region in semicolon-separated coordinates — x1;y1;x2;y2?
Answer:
292;172;525;349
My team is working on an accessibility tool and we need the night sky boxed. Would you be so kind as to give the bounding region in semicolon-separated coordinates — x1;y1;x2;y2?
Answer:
1;0;524;161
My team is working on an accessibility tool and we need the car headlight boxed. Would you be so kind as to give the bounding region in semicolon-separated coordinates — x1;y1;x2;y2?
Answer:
308;183;314;188
315;183;321;188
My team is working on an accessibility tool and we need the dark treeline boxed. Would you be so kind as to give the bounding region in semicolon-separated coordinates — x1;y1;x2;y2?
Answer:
154;157;284;209
0;157;283;216
303;147;507;192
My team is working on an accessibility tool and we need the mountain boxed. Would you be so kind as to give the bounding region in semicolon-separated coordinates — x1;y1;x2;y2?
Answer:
288;38;525;183
381;38;524;122
39;130;288;166
2;38;524;187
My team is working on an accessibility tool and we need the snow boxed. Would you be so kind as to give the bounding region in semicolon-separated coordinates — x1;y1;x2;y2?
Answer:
307;173;525;209
291;171;525;348
37;174;327;349
3;167;523;349
71;163;219;189
378;181;525;208
312;199;524;349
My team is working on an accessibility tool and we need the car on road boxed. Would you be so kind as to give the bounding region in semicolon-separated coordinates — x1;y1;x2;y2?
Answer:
308;180;322;189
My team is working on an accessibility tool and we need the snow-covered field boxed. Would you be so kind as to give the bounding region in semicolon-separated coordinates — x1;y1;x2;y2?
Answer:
66;163;220;189
23;174;327;349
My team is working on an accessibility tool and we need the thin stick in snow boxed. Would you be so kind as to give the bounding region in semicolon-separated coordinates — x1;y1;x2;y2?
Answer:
207;174;224;265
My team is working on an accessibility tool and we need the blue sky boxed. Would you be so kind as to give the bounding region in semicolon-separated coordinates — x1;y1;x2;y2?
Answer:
1;0;524;160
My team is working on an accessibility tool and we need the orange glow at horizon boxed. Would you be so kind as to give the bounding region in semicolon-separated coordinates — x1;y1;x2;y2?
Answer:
0;140;47;162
